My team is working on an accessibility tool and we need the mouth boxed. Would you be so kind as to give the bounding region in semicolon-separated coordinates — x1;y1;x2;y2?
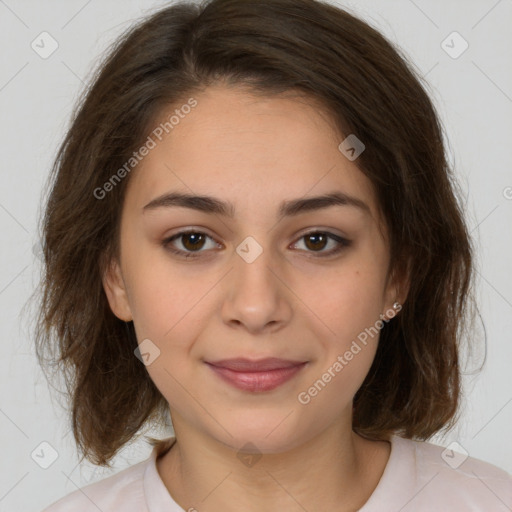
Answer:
204;358;308;392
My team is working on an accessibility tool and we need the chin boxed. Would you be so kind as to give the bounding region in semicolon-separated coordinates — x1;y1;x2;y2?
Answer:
210;413;311;455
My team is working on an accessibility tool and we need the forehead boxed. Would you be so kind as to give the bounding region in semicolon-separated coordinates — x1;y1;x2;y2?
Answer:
124;85;380;223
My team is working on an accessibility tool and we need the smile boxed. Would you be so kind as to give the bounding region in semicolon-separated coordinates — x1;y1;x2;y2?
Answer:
204;361;308;392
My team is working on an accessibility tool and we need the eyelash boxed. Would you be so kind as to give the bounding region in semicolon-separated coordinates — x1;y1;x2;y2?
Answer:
161;229;351;259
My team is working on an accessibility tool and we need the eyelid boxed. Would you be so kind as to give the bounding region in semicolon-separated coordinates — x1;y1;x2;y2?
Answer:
163;228;221;256
290;230;351;258
162;227;352;260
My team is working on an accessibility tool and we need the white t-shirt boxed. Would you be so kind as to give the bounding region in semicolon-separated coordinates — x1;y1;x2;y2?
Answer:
42;434;512;511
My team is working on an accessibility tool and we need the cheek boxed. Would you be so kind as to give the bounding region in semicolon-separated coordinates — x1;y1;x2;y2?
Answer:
296;270;383;410
130;277;213;347
128;270;211;411
123;239;212;339
305;263;387;347
299;342;378;411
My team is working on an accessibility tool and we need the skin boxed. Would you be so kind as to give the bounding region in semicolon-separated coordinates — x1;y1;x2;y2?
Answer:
103;84;408;512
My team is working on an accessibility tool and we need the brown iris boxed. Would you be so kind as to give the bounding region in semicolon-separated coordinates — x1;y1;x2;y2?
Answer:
303;232;328;251
181;232;207;251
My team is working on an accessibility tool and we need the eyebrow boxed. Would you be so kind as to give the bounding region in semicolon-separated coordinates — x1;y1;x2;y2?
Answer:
142;191;371;219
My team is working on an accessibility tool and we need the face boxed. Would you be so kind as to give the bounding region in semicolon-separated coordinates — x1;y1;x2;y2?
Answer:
103;85;402;454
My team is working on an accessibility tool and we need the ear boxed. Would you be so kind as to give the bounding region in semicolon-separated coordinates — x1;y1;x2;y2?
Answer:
383;257;411;317
102;256;133;322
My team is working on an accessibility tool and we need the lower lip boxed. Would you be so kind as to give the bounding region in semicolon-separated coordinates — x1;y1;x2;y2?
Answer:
206;363;307;392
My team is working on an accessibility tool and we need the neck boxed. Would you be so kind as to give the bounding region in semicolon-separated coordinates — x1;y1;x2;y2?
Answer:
156;414;391;512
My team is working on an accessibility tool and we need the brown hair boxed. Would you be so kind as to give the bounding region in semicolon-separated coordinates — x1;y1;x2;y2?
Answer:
31;0;477;467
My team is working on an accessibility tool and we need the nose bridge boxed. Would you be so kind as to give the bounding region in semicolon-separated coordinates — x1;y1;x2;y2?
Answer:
221;236;291;332
234;238;276;290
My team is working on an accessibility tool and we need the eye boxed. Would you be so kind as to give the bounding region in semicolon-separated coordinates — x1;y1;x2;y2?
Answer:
162;229;351;259
290;230;351;258
162;230;219;258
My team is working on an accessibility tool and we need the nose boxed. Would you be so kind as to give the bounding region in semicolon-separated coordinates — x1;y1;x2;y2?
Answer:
220;241;293;335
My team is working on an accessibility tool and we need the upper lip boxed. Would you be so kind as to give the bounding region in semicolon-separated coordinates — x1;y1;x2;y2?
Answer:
205;358;307;372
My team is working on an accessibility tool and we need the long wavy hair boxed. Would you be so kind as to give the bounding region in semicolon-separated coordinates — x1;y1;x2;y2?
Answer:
29;0;478;467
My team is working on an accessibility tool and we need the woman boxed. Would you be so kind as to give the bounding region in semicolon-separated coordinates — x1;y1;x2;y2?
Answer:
36;0;512;510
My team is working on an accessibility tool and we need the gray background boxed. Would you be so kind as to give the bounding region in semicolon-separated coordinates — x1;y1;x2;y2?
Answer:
0;0;511;510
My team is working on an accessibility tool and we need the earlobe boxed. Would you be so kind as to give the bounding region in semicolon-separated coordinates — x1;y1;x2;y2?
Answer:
396;257;412;307
384;260;411;318
102;257;133;322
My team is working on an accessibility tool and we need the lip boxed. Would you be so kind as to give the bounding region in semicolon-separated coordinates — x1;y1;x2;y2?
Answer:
206;357;306;371
205;358;308;392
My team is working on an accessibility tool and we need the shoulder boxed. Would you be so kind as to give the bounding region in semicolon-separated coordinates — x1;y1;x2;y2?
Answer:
41;457;149;512
392;436;512;510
